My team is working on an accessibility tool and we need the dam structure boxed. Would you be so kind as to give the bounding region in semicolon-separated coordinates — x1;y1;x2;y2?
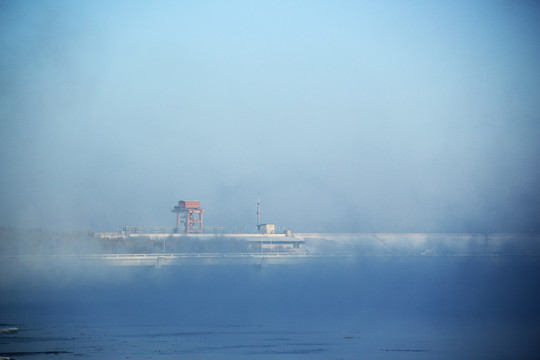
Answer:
1;231;539;269
3;200;539;268
86;232;540;267
87;200;540;266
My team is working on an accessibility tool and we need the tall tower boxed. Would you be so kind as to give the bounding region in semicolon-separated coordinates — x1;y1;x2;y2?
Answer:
172;200;205;233
257;197;261;234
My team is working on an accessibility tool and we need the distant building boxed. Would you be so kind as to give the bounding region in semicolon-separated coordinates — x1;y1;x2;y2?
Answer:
260;224;275;235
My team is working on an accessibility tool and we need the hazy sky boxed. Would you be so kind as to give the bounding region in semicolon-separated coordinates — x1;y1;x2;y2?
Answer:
1;0;539;233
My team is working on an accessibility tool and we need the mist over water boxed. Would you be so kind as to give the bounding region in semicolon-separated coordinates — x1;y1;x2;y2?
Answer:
1;0;540;358
2;252;540;359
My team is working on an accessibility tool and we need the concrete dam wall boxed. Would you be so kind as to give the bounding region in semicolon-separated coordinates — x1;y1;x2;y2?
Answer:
294;233;540;256
2;232;539;268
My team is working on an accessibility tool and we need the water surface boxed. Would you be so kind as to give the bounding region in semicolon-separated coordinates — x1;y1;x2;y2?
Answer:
1;256;539;359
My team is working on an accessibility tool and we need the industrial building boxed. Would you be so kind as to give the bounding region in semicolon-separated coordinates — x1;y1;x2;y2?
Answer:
169;198;282;235
172;200;205;233
259;224;275;234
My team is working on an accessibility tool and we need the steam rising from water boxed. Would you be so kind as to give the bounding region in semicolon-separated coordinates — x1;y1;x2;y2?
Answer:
2;254;540;358
1;230;540;358
1;1;540;357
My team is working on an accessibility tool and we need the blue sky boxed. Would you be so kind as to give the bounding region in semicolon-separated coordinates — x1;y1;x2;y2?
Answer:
1;0;539;232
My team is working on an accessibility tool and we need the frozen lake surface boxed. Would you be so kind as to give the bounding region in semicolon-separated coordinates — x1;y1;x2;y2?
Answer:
1;256;540;359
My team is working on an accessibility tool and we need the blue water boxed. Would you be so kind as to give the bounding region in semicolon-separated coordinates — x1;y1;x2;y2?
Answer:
1;257;540;359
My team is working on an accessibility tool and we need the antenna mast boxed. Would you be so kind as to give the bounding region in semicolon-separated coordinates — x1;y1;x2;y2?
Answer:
257;197;261;233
